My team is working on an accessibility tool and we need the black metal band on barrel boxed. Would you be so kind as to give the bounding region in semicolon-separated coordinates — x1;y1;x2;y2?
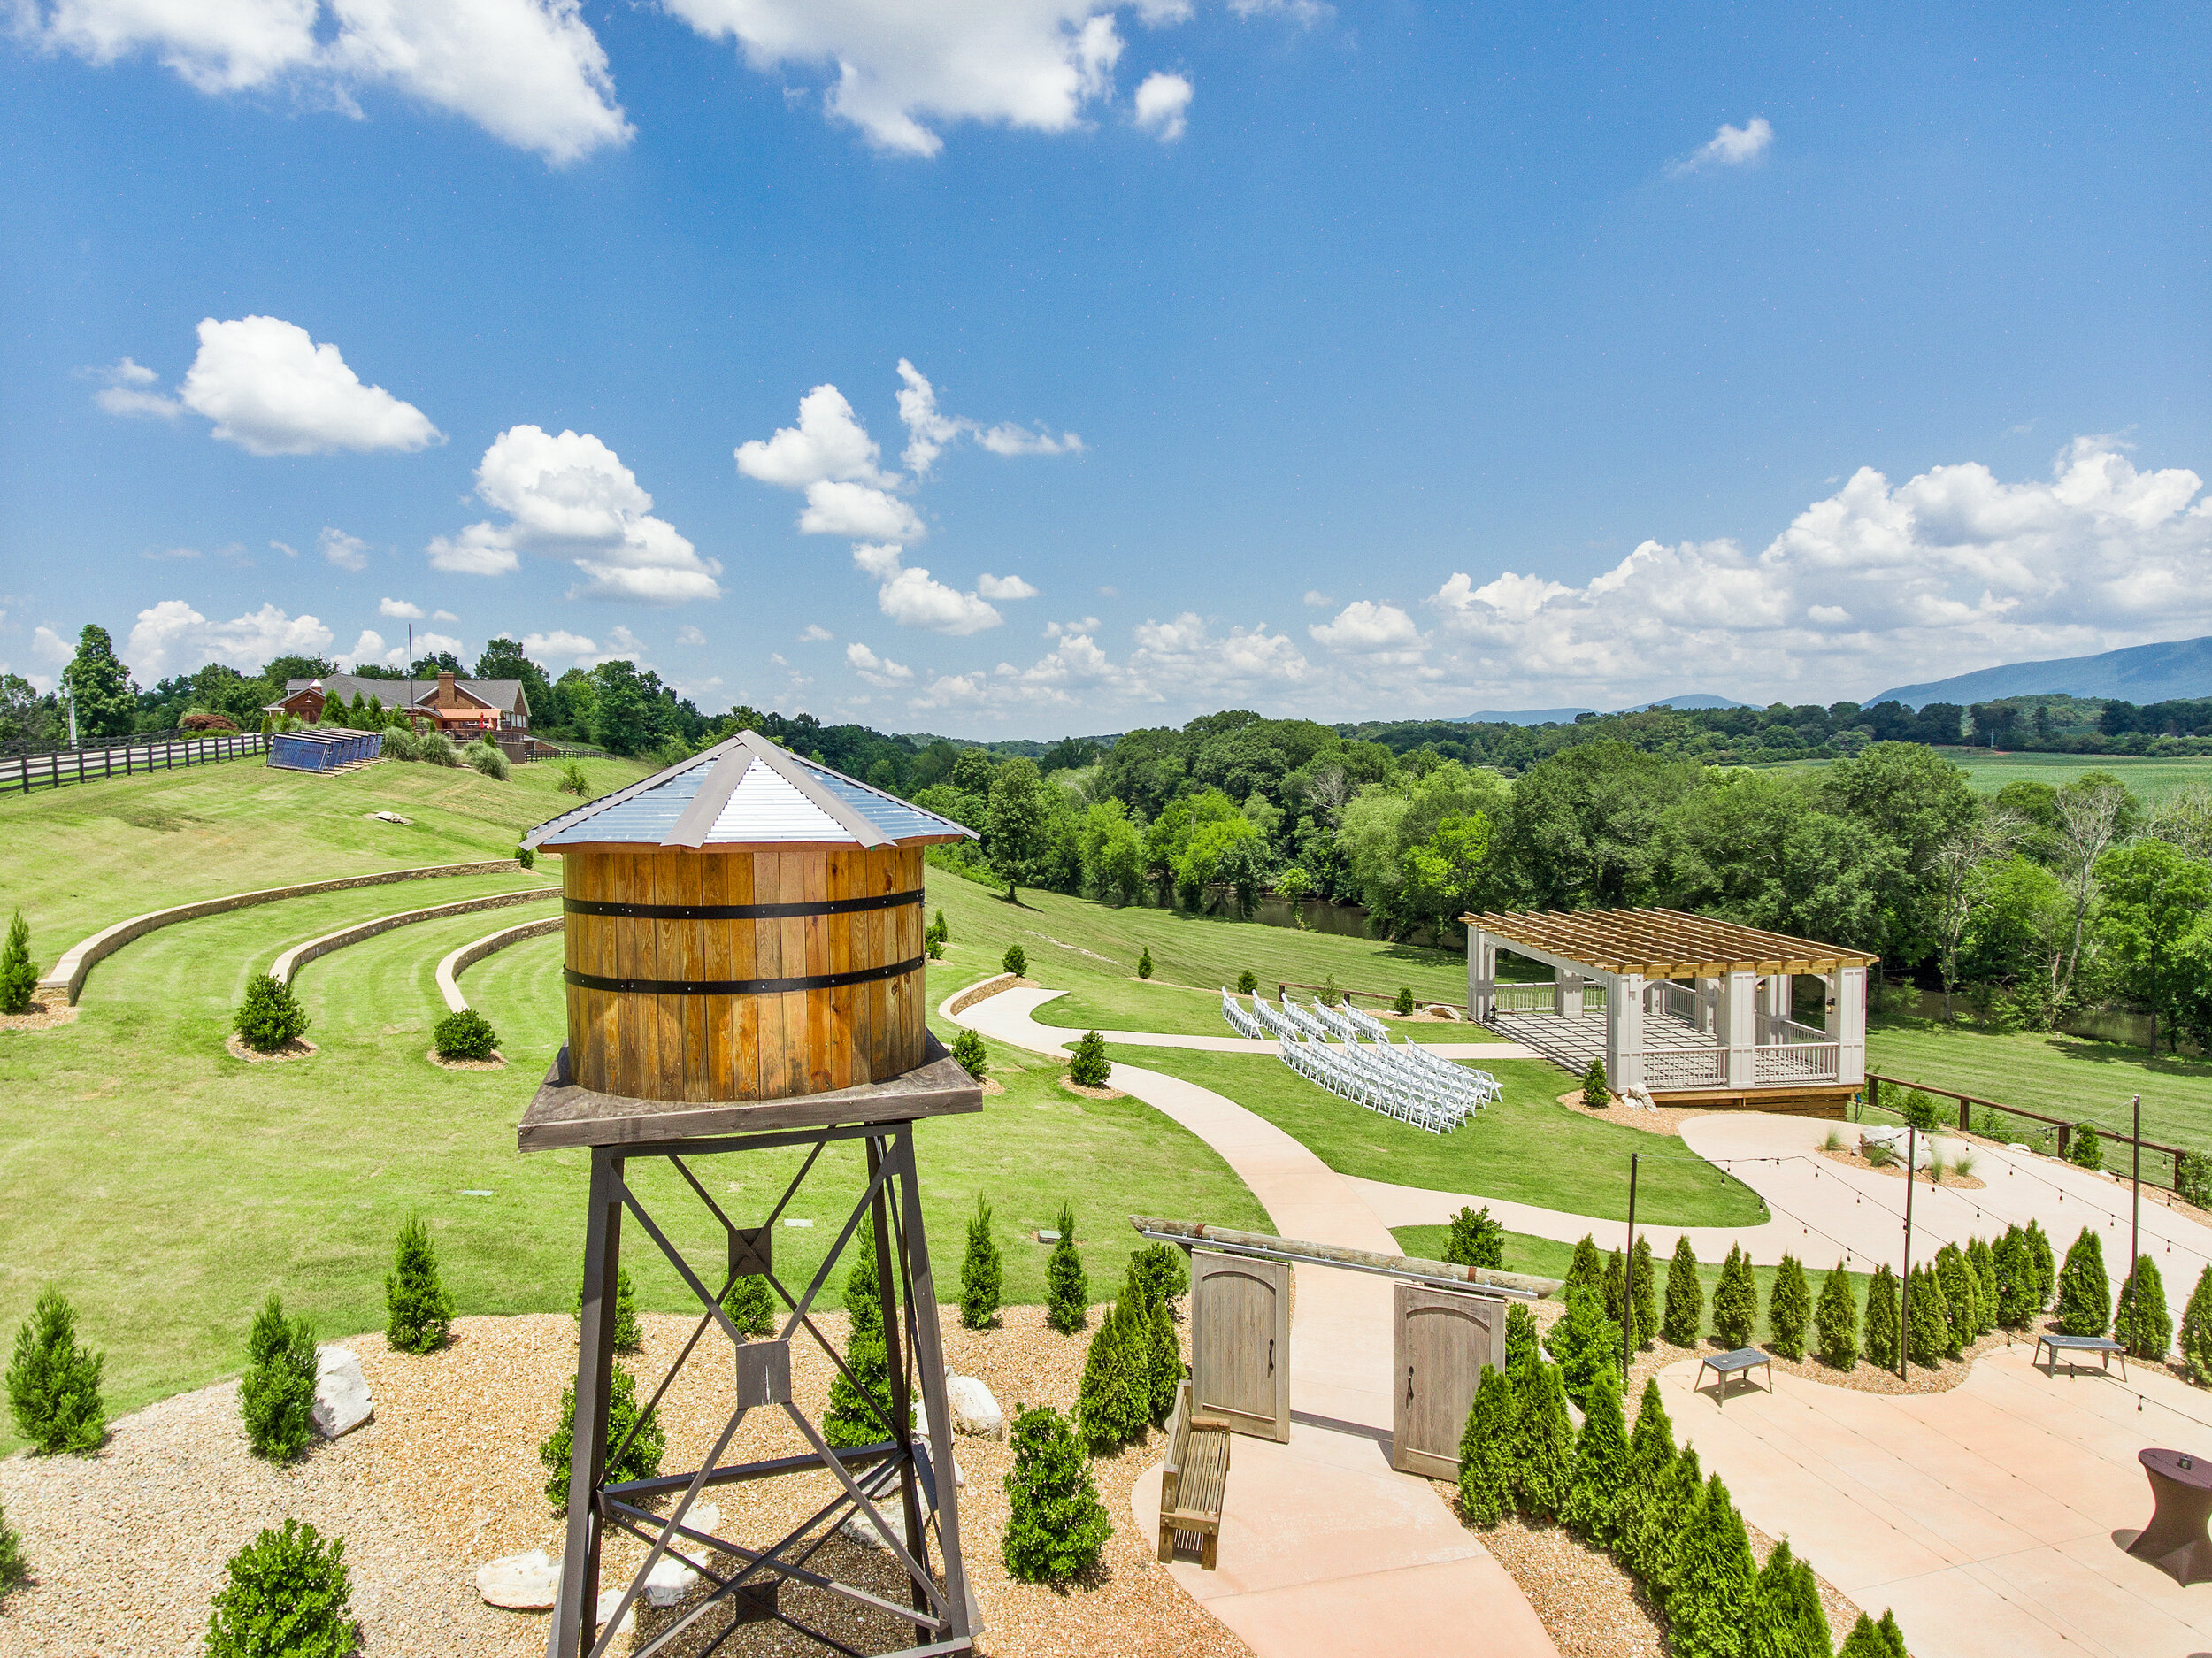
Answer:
563;956;926;997
564;890;923;922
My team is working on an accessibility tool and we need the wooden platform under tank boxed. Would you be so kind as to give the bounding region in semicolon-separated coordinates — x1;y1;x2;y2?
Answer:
518;1029;982;1151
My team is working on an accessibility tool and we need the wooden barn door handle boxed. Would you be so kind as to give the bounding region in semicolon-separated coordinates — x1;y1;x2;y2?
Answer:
1406;1364;1415;1404
1268;1338;1275;1375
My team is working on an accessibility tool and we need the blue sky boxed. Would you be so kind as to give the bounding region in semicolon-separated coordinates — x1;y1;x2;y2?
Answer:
3;1;2207;736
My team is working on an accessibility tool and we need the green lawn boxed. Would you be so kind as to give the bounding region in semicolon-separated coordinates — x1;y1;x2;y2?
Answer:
1392;1225;1873;1347
1765;748;2212;804
1865;1014;2212;1162
0;748;654;962
1038;977;1499;1044
1110;1045;1768;1229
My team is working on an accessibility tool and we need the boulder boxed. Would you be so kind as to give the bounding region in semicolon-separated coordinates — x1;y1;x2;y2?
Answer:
596;1588;634;1636
311;1347;373;1439
839;1505;911;1553
945;1374;1004;1441
476;1550;559;1610
912;1405;965;1489
641;1503;720;1607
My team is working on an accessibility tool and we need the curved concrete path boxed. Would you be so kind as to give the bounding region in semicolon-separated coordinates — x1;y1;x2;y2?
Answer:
434;915;563;1012
971;989;1540;1060
947;984;1558;1658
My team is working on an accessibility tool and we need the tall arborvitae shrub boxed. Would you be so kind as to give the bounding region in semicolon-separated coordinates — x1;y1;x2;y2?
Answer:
1046;1205;1087;1333
0;1497;27;1599
1614;1379;1677;1582
1458;1363;1516;1525
1663;1237;1704;1346
1581;1056;1609;1109
1445;1204;1506;1270
1001;943;1027;978
1839;1612;1906;1658
241;1295;319;1462
1238;968;1260;995
1504;1303;1540;1369
1670;1473;1760;1658
384;1215;453;1355
1752;1537;1832;1658
203;1519;355;1658
539;1369;664;1509
1965;1237;2000;1336
2024;1219;2056;1306
1067;1030;1111;1087
0;911;35;1014
1144;1293;1183;1426
722;1273;776;1337
2182;1264;2212;1386
1136;947;1153;979
1905;1264;1952;1369
1712;1244;1759;1349
1994;1226;2039;1325
2116;1255;2171;1360
1932;1246;1972;1359
2055;1226;2110;1336
1640;1444;1704;1608
1543;1283;1624;1409
233;972;309;1053
1602;1247;1627;1335
1563;1369;1630;1545
1509;1361;1575;1521
844;1240;884;1334
1816;1262;1859;1370
572;1265;642;1353
1631;1235;1658;1350
5;1288;104;1455
825;1325;895;1448
1129;1242;1189;1308
1768;1255;1810;1360
1075;1295;1151;1452
1862;1265;1901;1370
1565;1233;1604;1294
1002;1404;1111;1584
960;1196;1003;1329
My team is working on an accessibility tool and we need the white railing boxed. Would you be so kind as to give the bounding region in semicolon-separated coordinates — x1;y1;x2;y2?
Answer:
1650;982;1701;1025
1758;1013;1830;1047
1755;1042;1841;1084
1635;1047;1729;1089
1491;983;1553;1012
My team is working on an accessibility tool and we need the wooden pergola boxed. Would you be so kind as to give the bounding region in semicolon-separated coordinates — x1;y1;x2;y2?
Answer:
1462;907;1876;1114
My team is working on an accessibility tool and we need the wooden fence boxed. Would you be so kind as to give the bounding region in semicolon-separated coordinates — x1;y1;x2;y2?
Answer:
1865;1071;2197;1191
0;731;272;794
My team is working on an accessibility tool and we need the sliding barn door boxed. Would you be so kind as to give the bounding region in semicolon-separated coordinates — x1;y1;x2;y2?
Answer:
1391;1286;1505;1478
1190;1249;1291;1441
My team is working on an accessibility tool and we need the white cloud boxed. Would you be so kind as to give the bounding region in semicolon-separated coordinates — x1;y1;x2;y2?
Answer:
87;356;182;419
845;641;915;686
342;628;387;666
271;540;298;557
799;480;926;541
895;358;962;476
521;628;598;662
1132;70;1190;141
1309;600;1421;654
20;0;630;164
141;545;202;561
675;623;706;646
378;597;426;618
1044;615;1099;638
410;630;465;661
974;423;1083;457
735;383;892;487
178;315;442;456
977;572;1039;601
436;425;722;603
902;610;1311;715
1668;116;1772;177
319;526;370;571
853;544;1002;634
432;608;457;621
1302;589;1333;607
664;0;1121;157
31;626;73;665
799;623;833;641
125;599;334;678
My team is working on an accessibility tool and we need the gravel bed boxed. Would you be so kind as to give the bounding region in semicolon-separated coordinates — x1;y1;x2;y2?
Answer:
0;1308;1246;1658
0;1000;80;1033
1816;1145;1986;1191
1548;1091;1714;1139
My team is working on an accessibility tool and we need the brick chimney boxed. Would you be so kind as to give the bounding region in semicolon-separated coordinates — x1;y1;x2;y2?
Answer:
437;671;457;707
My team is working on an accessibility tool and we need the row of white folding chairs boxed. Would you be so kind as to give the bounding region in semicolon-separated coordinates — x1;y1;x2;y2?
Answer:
1219;990;1269;1040
1277;1037;1462;1133
1330;1038;1486;1123
1385;1037;1503;1106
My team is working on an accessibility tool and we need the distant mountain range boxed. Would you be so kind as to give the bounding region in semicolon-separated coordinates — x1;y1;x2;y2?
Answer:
1865;635;2212;710
1453;693;1747;726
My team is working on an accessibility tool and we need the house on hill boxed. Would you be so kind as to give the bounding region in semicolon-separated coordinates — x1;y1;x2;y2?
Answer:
265;672;531;738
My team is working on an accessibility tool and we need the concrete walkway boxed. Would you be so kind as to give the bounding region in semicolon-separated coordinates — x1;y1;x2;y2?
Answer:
947;985;1559;1658
1663;1342;2212;1658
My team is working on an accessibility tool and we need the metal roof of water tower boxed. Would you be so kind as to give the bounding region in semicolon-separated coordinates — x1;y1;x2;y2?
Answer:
522;728;977;852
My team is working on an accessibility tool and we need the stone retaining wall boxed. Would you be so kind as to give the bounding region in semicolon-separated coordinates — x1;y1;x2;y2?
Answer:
435;915;565;1012
271;887;559;985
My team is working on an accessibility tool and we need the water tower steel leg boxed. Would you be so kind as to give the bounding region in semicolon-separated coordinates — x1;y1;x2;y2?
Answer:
867;1133;932;1613
550;1148;625;1658
892;1122;974;1647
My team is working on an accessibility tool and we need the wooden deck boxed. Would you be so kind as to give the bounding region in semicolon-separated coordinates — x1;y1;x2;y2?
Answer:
1486;1008;1853;1117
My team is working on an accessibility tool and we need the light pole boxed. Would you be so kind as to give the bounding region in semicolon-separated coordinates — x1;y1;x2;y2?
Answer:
1899;1122;1917;1380
2127;1093;2142;1344
1623;1153;1640;1383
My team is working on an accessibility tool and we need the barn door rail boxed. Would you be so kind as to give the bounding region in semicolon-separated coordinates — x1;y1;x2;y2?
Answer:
1130;1216;1555;1299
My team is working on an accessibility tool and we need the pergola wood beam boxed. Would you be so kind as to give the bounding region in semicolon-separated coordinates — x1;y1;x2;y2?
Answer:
1462;906;1876;979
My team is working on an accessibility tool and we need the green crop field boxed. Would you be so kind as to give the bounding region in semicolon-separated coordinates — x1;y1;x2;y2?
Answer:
1765;748;2212;803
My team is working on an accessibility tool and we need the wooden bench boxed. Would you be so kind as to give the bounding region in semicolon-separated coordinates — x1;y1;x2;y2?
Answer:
1696;1347;1774;1405
1157;1379;1233;1570
2035;1332;2129;1381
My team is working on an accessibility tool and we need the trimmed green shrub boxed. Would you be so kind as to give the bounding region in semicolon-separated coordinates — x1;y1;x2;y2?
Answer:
467;741;509;779
1002;1404;1110;1584
1905;1264;1952;1369
1602;1247;1627;1336
1752;1536;1832;1658
1143;1292;1183;1426
1640;1443;1704;1608
514;843;534;870
1129;1242;1189;1308
1965;1236;2000;1336
1663;1236;1703;1346
1002;943;1028;978
2069;1125;2103;1169
1543;1283;1623;1408
1932;1246;1973;1358
1614;1379;1676;1581
557;760;589;796
2179;1151;2212;1210
1877;1609;1909;1658
1046;1205;1088;1334
950;1026;988;1080
933;907;949;944
1563;1366;1630;1544
6;1288;104;1455
1993;1226;2037;1326
571;1266;642;1354
539;1367;664;1509
1443;1204;1505;1270
204;1518;356;1658
722;1273;776;1337
432;1009;498;1062
1863;1264;1901;1370
1900;1090;1940;1133
1839;1613;1893;1658
1631;1234;1657;1350
826;1324;896;1448
0;1498;26;1599
1564;1233;1603;1295
1075;1296;1151;1452
2024;1218;2056;1305
1457;1363;1515;1526
384;1215;453;1355
2055;1225;2110;1336
927;934;946;960
1394;985;1416;1016
1237;968;1259;995
1816;1261;1859;1370
1509;1360;1575;1521
2116;1255;2171;1360
233;973;309;1054
1504;1302;1540;1370
844;1239;885;1336
242;1296;319;1462
0;911;35;1014
2183;1263;2212;1386
1768;1254;1810;1360
1136;946;1153;979
1712;1244;1759;1349
1670;1473;1760;1658
1067;1030;1110;1087
960;1196;1002;1329
1580;1056;1609;1109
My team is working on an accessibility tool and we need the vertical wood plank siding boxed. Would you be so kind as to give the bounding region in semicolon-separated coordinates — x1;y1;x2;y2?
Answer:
562;845;925;1102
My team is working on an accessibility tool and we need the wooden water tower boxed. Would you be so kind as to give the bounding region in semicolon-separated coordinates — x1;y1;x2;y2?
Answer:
518;730;982;1657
